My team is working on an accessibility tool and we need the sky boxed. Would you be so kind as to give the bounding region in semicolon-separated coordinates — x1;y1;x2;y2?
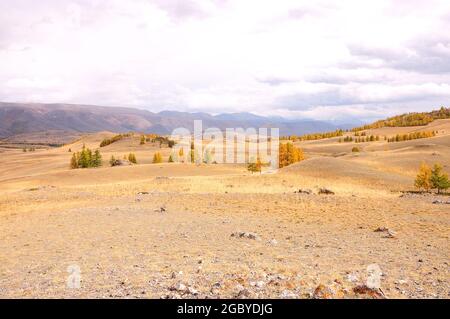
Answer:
0;0;449;122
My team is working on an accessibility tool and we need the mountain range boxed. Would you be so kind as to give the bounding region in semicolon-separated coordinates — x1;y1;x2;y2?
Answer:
0;102;354;138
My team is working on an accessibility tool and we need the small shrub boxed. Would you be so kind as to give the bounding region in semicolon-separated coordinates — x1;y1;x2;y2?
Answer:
248;158;262;174
152;152;163;164
128;153;137;164
352;147;360;153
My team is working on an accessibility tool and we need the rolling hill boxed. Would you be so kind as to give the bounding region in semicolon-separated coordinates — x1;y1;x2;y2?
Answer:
0;102;341;138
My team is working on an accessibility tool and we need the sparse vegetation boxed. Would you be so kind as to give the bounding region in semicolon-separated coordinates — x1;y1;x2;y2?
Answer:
70;145;102;169
352;147;360;152
140;135;146;145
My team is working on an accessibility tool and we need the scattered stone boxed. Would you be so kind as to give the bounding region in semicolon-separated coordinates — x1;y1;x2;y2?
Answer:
432;200;450;204
374;227;396;238
212;282;222;289
346;273;359;283
294;188;313;195
312;284;335;299
280;290;297;298
170;283;187;293
170;271;183;279
187;287;198;295
318;188;335;195
154;207;166;213
384;229;396;238
250;280;265;288
352;284;385;299
231;232;260;240
112;159;132;166
236;287;251;299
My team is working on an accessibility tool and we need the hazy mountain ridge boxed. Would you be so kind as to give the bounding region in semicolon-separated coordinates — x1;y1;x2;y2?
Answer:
0;102;344;137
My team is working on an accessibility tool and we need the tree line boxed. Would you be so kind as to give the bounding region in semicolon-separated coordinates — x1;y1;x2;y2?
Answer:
352;107;449;131
281;129;344;142
387;131;436;142
99;133;132;147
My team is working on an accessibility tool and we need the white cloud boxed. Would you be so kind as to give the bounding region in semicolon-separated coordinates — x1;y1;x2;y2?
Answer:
0;0;449;121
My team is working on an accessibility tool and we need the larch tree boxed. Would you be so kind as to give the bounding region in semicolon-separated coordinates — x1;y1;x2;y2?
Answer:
414;162;432;192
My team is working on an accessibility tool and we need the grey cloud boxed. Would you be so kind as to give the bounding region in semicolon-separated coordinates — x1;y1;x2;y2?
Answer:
256;76;299;86
277;84;450;111
348;35;450;74
278;88;359;110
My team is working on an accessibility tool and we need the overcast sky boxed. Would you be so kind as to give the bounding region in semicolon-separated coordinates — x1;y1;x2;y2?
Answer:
0;0;449;122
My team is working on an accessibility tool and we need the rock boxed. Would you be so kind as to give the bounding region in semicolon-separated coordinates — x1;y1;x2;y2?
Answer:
346;273;359;283
212;282;222;289
374;227;396;238
231;231;260;240
318;188;335;195
137;192;149;195
112;159;132;166
250;280;265;288
170;271;183;279
187;287;198;295
294;189;312;195
170;283;187;293
432;200;450;204
352;284;385;299
268;239;278;246
154;207;166;213
312;284;335;299
236;287;251;298
384;229;396;238
280;290;297;298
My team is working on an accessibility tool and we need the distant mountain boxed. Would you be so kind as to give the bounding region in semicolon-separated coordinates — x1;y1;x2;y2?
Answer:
0;102;342;138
